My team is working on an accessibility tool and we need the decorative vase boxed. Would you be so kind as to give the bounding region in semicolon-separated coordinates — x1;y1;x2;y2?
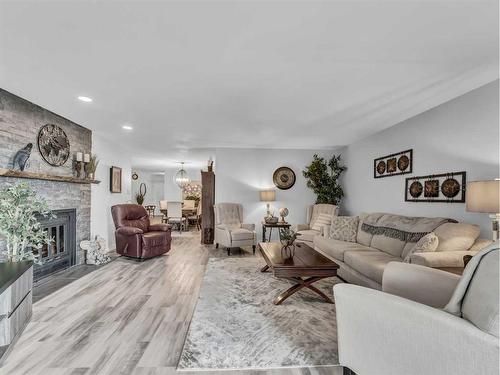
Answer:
280;243;295;259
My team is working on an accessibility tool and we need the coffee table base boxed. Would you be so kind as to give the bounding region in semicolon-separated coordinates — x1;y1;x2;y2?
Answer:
274;276;334;305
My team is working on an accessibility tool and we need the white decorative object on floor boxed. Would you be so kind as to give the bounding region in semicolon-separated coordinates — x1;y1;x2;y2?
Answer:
80;236;111;265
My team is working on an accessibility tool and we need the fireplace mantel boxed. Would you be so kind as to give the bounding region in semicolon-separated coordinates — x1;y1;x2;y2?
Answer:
0;168;100;184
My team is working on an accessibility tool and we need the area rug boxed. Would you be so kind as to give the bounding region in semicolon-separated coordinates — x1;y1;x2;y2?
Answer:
177;257;341;371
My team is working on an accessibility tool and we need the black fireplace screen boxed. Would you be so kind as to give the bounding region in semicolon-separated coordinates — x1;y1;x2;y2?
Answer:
34;209;76;280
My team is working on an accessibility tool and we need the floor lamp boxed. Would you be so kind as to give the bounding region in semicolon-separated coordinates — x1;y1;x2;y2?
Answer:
466;180;500;241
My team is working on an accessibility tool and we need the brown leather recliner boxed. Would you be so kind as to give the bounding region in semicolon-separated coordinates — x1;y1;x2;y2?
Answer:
111;204;172;259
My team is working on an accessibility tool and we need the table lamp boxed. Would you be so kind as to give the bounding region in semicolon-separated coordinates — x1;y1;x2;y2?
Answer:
260;190;276;219
466;179;500;241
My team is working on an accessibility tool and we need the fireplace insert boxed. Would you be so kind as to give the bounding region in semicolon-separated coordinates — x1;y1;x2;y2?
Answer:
34;209;76;280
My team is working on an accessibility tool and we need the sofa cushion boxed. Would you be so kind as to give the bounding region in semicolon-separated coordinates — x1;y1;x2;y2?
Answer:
469;238;494;252
330;216;359;242
344;250;402;284
434;223;480;251
356;213;382;247
371;235;406;258
229;228;254;241
314;236;373;262
462;250;499;337
296;229;320;243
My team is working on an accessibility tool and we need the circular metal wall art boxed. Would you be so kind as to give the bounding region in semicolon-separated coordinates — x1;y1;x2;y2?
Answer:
441;178;460;198
37;124;70;166
273;167;296;190
397;155;410;171
376;161;386;175
409;181;423;198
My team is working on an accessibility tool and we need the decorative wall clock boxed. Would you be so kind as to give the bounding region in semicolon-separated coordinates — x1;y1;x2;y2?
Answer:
374;149;413;178
405;171;466;203
273;167;296;190
37;124;70;166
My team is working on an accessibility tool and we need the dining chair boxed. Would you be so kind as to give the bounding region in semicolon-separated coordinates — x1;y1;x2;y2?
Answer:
183;199;196;209
160;200;168;222
188;200;202;230
167;201;186;232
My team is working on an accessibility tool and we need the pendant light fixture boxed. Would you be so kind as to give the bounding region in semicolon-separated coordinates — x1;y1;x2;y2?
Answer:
174;162;190;188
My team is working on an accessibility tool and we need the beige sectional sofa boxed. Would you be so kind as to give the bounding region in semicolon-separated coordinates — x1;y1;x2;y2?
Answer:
314;212;491;290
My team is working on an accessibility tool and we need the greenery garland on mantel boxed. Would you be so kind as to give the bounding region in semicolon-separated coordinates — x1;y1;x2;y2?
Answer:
302;154;346;205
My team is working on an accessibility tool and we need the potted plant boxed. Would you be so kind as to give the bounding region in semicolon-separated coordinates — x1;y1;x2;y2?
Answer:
278;227;300;258
0;183;52;263
136;193;145;205
303;154;346;205
86;154;99;180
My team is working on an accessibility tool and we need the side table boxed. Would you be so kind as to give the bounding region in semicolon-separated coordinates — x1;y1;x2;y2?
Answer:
262;222;291;242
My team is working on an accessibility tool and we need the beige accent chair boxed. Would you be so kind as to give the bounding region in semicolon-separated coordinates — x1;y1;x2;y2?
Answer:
214;203;256;256
295;204;339;245
335;244;499;375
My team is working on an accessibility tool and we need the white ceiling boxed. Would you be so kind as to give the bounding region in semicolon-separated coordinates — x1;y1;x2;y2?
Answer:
0;1;498;170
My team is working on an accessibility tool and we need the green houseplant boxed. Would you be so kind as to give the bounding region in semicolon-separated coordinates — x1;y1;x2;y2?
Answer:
0;183;52;263
135;193;145;205
303;154;346;205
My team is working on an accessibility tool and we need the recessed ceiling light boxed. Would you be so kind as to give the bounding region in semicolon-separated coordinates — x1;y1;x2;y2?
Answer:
122;125;133;131
77;96;93;102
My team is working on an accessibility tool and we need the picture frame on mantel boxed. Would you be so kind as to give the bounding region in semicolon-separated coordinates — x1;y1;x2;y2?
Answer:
374;149;413;178
110;166;122;193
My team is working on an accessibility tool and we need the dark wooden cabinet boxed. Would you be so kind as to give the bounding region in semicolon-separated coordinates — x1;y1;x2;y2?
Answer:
201;171;215;244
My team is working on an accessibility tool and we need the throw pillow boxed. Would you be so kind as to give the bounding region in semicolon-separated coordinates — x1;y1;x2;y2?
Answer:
330;216;359;242
403;232;439;263
434;223;480;252
311;213;332;232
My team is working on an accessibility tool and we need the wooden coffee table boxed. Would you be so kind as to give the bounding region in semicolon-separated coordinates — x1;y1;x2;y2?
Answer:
258;241;339;305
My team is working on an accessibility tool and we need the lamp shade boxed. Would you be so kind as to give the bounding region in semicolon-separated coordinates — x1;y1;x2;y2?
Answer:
260;190;276;202
466;180;500;213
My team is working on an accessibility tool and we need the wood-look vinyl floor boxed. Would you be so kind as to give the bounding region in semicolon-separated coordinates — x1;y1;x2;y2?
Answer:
0;232;343;375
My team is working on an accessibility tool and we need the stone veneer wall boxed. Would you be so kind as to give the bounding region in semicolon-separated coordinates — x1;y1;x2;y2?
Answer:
0;89;92;265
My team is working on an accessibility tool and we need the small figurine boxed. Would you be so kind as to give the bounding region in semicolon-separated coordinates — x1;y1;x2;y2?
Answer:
12;143;33;171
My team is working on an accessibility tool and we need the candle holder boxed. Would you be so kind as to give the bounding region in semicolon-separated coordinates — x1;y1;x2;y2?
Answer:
74;160;82;178
74;152;83;178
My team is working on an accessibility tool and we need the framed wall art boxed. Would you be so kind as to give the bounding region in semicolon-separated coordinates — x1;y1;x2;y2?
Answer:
374;149;413;178
110;166;122;193
405;171;466;203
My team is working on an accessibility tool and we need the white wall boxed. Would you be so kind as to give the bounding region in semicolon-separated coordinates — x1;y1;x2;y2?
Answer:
91;134;132;250
215;148;339;241
341;80;499;238
131;169;164;206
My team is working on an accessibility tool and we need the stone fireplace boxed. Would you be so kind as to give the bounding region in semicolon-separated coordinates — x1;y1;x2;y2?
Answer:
0;89;93;274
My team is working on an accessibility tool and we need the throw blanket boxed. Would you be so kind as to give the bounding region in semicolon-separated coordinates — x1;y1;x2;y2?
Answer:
444;241;499;316
361;213;456;243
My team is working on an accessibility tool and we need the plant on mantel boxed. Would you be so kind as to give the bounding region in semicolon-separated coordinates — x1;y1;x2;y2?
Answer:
0;183;52;263
303;154;346;205
86;154;99;180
